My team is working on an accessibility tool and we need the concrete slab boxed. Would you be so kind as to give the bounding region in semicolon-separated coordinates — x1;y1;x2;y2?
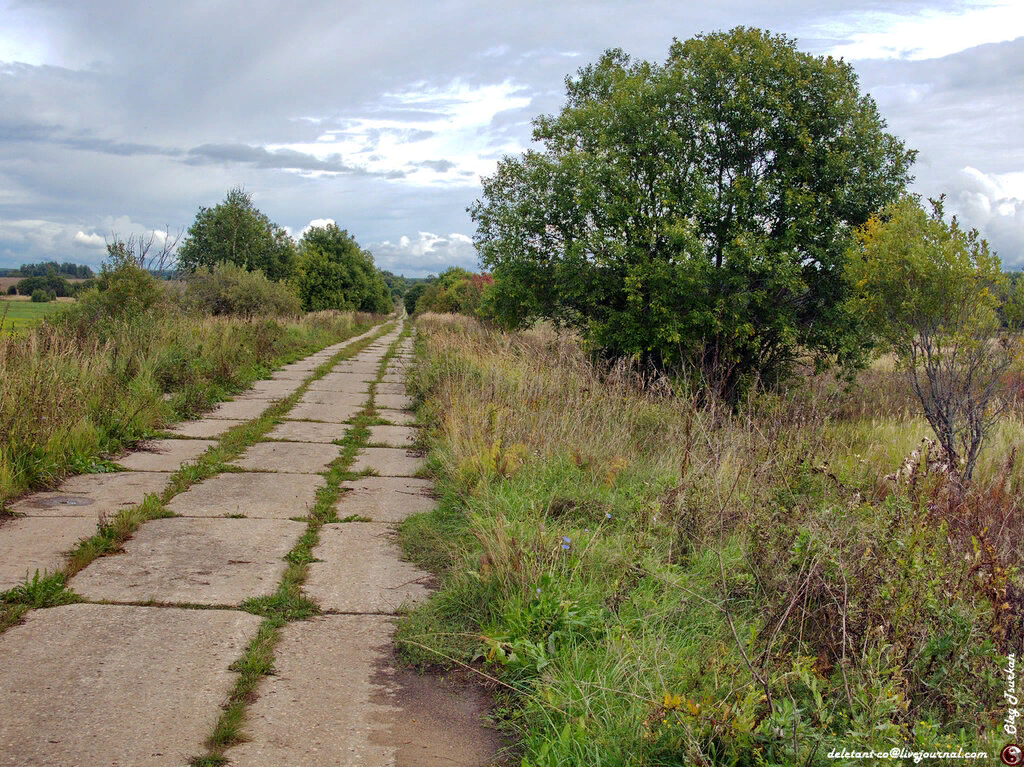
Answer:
367;425;418;448
376;408;416;425
309;372;373;391
207;399;271;420
116;439;215;472
374;393;413;412
351;448;425;477
234;378;302;400
227;615;398;766
270;369;308;381
167;418;246;438
166;472;324;519
374;382;406;396
11;471;170;519
69;518;303;605
331;361;380;375
0;517;96;589
306;523;431;613
336;477;436;523
286;402;361;423
230;441;339;474
0;603;260;767
265;420;349;443
298;390;365;408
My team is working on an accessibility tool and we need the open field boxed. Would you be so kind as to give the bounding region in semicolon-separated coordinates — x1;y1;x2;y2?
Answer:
397;312;1021;766
0;298;70;332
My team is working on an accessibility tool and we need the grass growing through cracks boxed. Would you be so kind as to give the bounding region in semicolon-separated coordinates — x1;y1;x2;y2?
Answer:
395;313;1021;766
188;323;411;765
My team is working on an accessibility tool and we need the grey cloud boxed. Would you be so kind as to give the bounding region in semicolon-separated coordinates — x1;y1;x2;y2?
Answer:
412;159;457;173
1;1;1019;274
184;143;405;179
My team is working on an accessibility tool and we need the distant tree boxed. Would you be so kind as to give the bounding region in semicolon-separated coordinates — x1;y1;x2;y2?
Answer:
403;282;430;315
295;224;392;313
30;288;50;303
17;271;72;298
6;285;17;295
847;196;1014;480
471;28;915;400
177;187;296;281
17;261;93;278
413;267;494;316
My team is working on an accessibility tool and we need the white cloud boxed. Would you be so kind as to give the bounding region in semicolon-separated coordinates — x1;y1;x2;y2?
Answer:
950;166;1024;266
72;231;105;248
369;231;477;277
267;78;532;188
298;218;336;238
818;1;1024;60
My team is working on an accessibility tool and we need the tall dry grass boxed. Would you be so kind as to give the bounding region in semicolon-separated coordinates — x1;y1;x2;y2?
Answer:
0;306;380;505
399;312;1020;765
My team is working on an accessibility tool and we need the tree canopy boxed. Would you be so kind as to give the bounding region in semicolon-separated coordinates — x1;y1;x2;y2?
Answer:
295;223;392;314
471;27;916;399
176;187;296;282
847;196;1012;479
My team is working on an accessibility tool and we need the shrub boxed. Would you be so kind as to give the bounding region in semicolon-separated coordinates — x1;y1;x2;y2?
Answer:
30;289;49;303
6;285;16;296
181;263;301;317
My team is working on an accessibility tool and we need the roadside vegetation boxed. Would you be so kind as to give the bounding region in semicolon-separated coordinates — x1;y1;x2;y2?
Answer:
394;26;1021;766
398;313;1020;765
0;251;387;508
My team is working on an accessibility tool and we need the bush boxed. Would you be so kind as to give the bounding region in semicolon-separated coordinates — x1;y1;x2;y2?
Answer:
181;263;301;317
6;285;17;296
30;289;49;303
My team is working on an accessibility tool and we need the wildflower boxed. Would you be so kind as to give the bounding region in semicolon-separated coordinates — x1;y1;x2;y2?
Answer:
561;544;570;550
605;512;612;519
536;588;541;594
584;528;589;532
562;536;571;544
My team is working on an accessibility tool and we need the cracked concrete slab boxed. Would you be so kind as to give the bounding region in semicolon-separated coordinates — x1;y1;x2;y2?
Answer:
206;399;272;420
305;523;431;613
265;420;349;443
331;362;380;376
374;382;406;395
286;402;361;423
226;615;398;767
367;425;418;447
11;471;171;519
116;439;215;472
379;374;404;384
234;379;302;400
0;517;96;589
308;372;373;391
375;409;416;425
336;477;436;523
167;472;324;519
350;448;425;477
298;390;365;408
68;518;303;605
0;604;260;767
230;441;339;474
167;418;245;438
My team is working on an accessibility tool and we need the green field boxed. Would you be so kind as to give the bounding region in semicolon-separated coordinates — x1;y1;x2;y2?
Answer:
0;299;69;332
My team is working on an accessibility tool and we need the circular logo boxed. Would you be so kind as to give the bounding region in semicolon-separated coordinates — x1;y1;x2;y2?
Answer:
1002;743;1024;766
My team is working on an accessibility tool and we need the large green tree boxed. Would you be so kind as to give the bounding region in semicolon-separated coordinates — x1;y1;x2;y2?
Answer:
176;187;296;281
471;27;915;399
295;223;392;313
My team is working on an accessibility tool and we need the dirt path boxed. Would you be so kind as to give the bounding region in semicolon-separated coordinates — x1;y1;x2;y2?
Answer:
0;320;501;766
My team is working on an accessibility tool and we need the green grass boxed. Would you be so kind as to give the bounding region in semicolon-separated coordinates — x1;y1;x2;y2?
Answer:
394;313;1017;767
0;298;68;333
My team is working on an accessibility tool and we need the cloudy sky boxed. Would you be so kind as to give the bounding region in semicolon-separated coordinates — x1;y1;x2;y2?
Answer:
1;0;1022;276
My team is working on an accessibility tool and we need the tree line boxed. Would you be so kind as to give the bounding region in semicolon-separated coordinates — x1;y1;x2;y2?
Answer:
173;188;392;314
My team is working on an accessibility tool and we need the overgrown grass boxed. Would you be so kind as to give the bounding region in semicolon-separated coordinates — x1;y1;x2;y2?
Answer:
396;313;1020;766
0;299;386;505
